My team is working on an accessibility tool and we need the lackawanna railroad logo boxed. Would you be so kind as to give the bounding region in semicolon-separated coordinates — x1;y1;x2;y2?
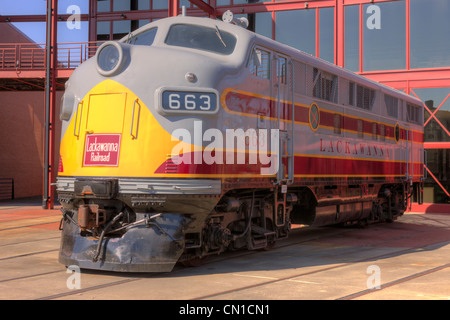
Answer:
83;133;121;166
320;138;392;159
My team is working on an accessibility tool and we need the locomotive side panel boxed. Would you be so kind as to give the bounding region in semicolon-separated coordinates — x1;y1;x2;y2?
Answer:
219;36;424;229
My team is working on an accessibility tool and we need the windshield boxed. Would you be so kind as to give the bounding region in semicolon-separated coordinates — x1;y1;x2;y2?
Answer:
165;24;236;55
127;28;157;45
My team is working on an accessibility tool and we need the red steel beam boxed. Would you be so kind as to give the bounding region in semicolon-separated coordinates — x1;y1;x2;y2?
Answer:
425;165;450;199
410;202;450;213
0;14;88;23
0;70;45;78
188;0;216;16
344;0;405;4
0;83;16;91
360;68;450;85
410;89;450;140
56;69;73;78
424;92;450;126
95;11;170;21
424;142;450;149
215;0;336;14
14;78;45;90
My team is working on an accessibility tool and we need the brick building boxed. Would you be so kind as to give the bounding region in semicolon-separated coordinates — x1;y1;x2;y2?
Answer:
0;22;62;199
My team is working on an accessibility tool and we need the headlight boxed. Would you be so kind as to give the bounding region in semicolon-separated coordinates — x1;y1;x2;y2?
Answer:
60;92;78;121
96;41;126;76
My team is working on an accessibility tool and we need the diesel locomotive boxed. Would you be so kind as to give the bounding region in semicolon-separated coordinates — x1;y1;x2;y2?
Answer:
57;12;424;272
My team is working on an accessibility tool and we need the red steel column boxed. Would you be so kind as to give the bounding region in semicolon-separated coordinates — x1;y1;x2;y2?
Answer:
405;0;410;70
89;0;97;42
359;4;363;72
315;7;320;58
43;0;57;209
335;0;345;67
169;0;179;17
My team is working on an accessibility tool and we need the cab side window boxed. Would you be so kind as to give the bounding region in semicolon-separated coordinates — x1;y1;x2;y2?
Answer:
248;47;270;79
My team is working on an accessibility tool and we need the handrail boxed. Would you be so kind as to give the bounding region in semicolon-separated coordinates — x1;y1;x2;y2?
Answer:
130;98;141;140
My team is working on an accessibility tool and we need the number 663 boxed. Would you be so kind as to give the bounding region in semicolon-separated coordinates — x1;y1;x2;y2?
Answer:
162;91;217;112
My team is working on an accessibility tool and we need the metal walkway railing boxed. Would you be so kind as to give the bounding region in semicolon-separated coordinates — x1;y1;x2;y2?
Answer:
0;41;102;71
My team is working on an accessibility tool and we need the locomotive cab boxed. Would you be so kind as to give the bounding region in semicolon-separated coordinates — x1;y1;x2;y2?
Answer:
57;15;259;272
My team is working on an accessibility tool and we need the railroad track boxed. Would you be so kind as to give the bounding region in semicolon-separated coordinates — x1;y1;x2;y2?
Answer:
1;213;449;300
